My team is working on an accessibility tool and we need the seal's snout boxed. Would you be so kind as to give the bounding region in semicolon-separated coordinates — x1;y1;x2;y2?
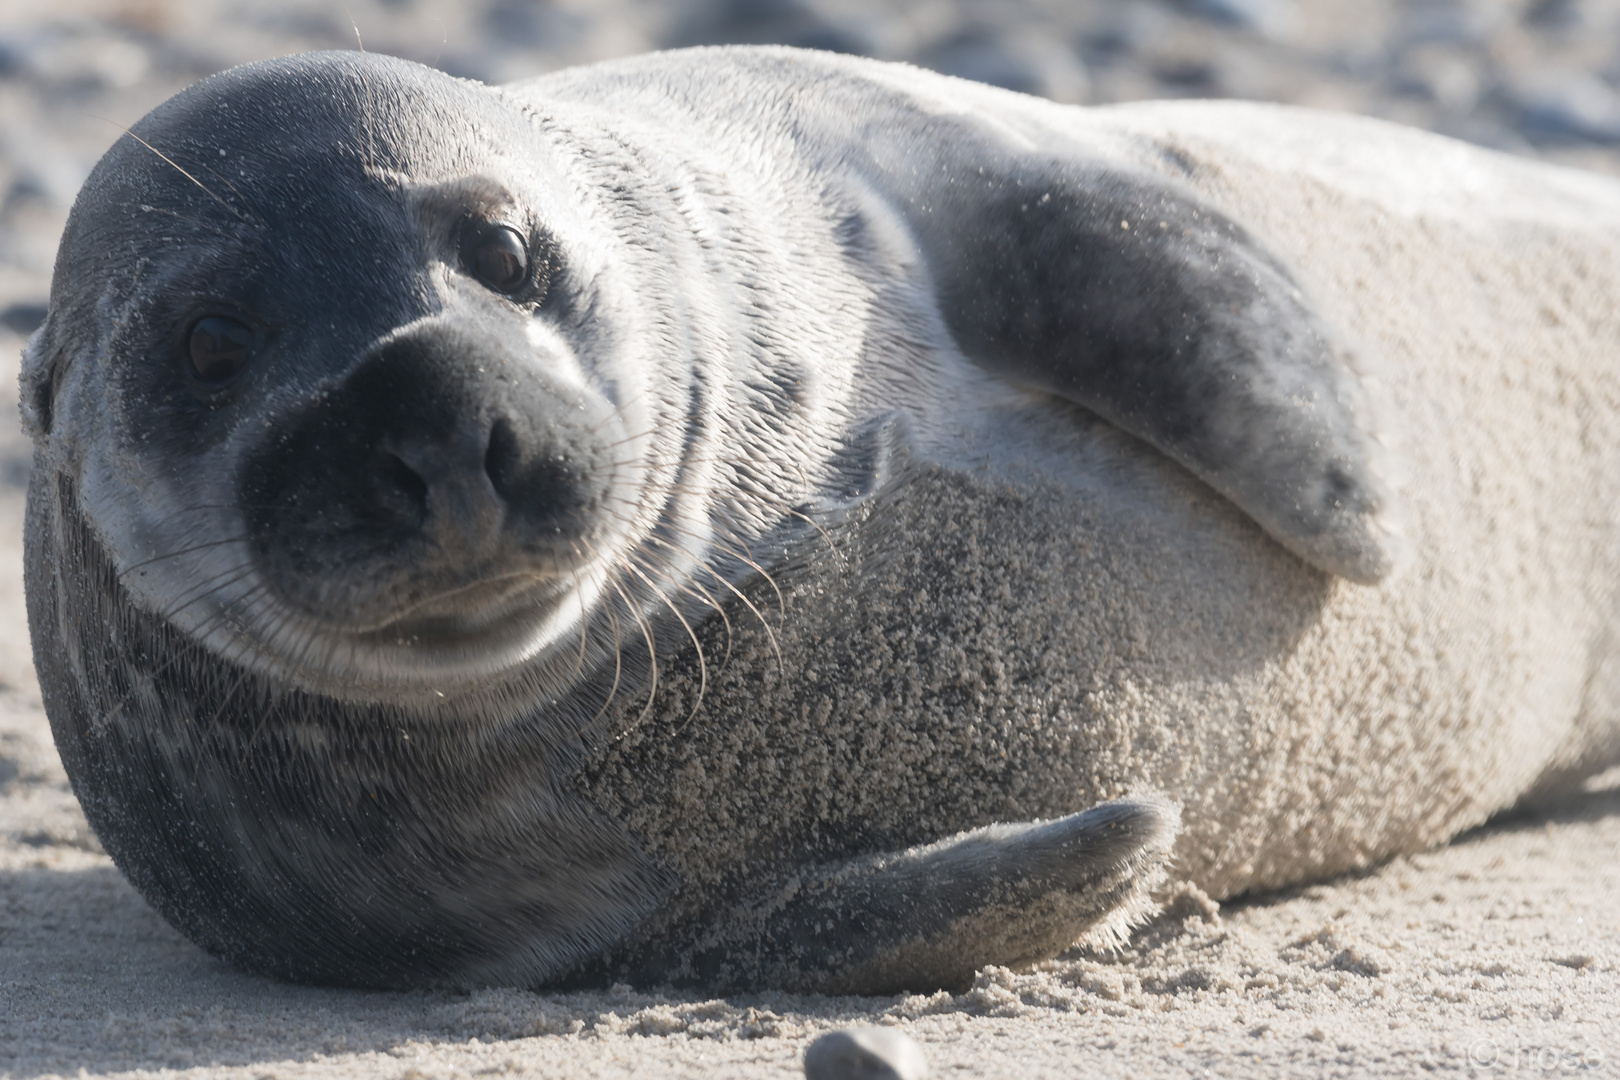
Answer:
239;324;614;631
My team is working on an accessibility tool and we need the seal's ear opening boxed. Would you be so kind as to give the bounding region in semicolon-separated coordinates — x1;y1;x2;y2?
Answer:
18;318;56;439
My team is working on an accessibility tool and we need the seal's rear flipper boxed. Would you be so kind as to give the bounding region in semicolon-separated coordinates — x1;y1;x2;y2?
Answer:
703;797;1177;994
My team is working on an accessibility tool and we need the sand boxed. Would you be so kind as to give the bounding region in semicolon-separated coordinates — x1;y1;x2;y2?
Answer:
4;2;1620;1077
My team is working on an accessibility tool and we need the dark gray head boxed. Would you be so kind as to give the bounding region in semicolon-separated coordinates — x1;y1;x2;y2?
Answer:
22;51;704;705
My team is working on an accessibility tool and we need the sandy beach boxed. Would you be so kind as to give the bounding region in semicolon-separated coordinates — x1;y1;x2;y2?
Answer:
3;2;1620;1076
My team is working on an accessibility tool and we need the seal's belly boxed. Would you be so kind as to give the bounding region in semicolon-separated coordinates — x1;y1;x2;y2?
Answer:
578;380;1594;908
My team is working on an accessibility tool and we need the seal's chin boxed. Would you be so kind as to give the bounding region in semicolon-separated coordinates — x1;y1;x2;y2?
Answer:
206;558;621;705
357;572;566;645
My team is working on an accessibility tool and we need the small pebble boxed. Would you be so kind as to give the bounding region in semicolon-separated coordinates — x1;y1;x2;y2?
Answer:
804;1027;928;1080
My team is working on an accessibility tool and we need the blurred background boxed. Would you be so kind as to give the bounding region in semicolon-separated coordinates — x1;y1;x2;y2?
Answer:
5;0;1620;331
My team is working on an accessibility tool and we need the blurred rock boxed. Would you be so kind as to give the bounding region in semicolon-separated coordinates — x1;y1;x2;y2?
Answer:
1326;38;1393;83
1526;0;1582;27
23;31;151;93
0;301;47;336
1399;1;1505;46
1;150;88;218
1523;0;1620;31
1507;71;1620;142
485;1;588;50
1395;44;1482;110
921;25;1089;102
668;0;876;55
0;36;25;79
804;1027;928;1080
1179;0;1298;38
2;175;50;211
251;10;348;44
101;0;180;38
1081;3;1175;61
1152;52;1222;91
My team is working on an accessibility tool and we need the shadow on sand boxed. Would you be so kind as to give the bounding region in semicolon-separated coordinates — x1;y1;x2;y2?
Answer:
2;863;441;1076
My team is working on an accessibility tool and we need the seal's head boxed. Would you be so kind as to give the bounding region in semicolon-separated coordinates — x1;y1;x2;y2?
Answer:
17;50;748;985
19;50;862;988
23;51;712;707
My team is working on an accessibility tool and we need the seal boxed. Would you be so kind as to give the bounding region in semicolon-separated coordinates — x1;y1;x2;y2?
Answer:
21;45;1620;993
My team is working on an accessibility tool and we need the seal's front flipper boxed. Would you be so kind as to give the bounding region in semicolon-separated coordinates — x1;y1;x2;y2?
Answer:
849;117;1401;583
702;797;1177;994
929;167;1398;584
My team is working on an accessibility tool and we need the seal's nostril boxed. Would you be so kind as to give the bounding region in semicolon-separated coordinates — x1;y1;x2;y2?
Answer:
484;417;520;503
481;417;583;534
382;452;430;527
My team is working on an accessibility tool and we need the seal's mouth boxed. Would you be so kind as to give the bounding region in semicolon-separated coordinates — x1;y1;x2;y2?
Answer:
169;549;627;705
357;571;564;643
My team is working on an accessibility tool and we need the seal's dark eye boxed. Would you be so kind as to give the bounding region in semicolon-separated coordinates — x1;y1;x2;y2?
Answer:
464;225;529;294
188;316;254;384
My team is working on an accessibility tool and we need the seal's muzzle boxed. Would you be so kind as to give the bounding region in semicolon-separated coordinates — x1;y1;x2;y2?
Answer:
240;321;611;635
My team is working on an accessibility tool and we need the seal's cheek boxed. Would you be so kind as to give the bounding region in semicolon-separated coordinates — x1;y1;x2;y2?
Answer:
236;321;614;633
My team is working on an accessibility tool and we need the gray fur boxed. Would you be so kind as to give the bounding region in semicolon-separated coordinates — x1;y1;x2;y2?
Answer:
20;46;1620;992
576;796;1176;994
